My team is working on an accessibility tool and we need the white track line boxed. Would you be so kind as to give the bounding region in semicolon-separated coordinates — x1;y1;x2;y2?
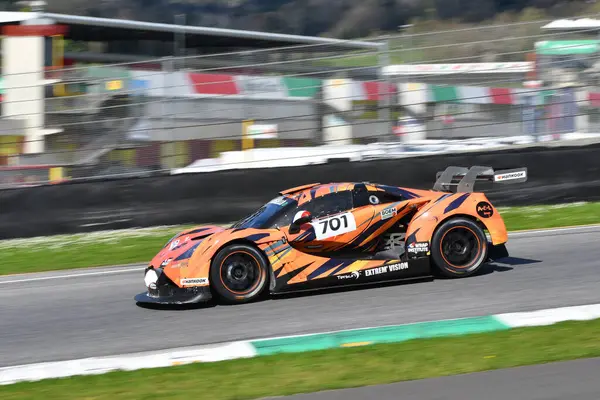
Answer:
0;266;144;285
508;224;600;237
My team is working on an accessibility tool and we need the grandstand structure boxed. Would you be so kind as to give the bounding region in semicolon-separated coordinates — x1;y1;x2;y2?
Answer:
2;12;600;187
0;9;386;185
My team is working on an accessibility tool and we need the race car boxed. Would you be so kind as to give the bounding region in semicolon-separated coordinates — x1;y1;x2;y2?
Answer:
135;165;527;305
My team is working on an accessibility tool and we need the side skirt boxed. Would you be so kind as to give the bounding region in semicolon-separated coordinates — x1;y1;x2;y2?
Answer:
271;257;431;294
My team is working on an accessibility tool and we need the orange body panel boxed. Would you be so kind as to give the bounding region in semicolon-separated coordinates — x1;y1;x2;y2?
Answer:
286;205;376;253
163;228;281;288
264;238;412;288
152;181;510;292
286;198;426;254
150;225;225;271
135;164;529;308
279;183;320;195
405;192;508;246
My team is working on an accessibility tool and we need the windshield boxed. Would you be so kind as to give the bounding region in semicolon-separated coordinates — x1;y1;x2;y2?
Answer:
231;196;298;229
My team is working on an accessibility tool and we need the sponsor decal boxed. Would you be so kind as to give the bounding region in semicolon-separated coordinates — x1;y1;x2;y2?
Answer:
476;201;494;218
180;278;209;286
407;242;429;254
494;171;526;182
337;271;361;280
236;76;285;97
169;260;188;269
160;258;172;267
168;237;190;252
311;212;357;240
269;196;289;206
365;262;408;277
380;206;397;220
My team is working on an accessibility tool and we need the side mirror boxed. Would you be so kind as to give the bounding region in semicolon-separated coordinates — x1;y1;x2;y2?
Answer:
289;210;312;234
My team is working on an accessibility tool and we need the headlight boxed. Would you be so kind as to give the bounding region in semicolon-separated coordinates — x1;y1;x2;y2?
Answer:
144;269;159;289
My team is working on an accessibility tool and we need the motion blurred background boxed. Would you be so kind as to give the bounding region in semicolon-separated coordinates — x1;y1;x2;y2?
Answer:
1;0;600;189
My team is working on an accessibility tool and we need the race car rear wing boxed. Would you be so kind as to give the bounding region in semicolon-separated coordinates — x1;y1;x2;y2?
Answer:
434;166;528;193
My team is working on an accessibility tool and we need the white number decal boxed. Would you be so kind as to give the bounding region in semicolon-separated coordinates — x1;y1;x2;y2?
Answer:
311;212;357;240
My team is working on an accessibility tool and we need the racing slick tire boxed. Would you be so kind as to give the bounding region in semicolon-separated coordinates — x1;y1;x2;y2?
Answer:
430;217;488;278
210;243;269;304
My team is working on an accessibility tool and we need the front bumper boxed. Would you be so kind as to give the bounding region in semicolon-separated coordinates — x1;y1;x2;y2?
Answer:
134;267;212;305
135;286;212;305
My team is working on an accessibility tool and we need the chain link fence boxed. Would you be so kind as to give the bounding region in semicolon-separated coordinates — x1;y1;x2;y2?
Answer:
2;15;600;187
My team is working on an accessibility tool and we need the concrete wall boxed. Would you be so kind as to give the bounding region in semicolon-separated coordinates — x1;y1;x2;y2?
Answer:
3;142;600;239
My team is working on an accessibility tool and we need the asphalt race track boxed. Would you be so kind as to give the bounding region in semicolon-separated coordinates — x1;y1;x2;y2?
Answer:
1;225;600;367
275;357;600;400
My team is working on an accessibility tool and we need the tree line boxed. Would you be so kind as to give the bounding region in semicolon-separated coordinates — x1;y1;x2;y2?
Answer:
2;0;599;39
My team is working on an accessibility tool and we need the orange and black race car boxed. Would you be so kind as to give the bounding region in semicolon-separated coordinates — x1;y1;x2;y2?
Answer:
135;166;527;305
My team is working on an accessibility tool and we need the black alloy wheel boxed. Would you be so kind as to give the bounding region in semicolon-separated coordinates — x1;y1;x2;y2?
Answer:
431;217;488;278
210;243;269;304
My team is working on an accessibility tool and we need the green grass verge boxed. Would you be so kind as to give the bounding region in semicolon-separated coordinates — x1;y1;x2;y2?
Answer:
2;202;599;276
496;201;600;230
2;319;600;400
0;225;197;275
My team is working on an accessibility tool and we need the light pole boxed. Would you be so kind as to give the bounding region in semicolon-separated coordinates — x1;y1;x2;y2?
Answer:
394;24;414;141
174;14;186;70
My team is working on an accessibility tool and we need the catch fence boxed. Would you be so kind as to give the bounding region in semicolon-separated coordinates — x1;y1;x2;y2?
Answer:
2;15;600;187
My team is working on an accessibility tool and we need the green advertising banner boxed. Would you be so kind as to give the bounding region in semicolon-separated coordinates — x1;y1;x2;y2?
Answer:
535;40;599;55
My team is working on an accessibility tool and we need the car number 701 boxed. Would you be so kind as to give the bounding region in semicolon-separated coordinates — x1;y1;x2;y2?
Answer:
312;212;357;240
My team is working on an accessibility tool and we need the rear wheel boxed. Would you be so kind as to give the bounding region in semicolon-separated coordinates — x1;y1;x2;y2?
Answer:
431;217;488;278
210;243;269;304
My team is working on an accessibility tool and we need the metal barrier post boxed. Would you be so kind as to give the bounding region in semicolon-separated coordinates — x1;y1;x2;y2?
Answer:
378;39;392;143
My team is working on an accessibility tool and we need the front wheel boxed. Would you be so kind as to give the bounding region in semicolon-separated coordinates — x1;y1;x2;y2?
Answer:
210;243;269;304
431;217;488;278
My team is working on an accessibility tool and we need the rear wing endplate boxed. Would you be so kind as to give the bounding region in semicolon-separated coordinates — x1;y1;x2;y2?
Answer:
434;166;528;193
